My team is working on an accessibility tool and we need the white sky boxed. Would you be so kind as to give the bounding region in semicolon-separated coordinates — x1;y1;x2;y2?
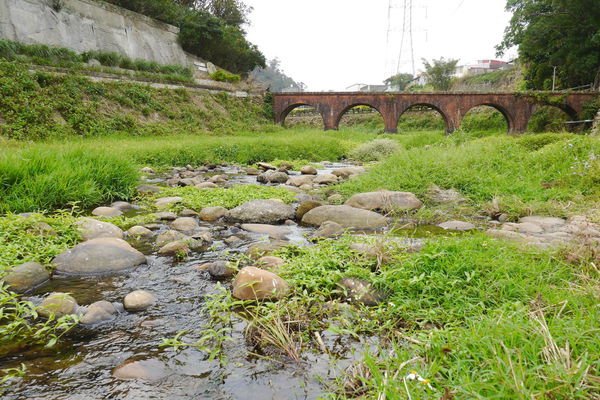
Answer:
244;0;516;91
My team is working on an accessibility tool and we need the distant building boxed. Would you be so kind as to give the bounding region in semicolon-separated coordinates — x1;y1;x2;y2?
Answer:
345;83;389;92
454;60;512;77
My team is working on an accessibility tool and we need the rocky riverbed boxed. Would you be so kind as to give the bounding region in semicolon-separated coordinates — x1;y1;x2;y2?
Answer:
2;160;599;399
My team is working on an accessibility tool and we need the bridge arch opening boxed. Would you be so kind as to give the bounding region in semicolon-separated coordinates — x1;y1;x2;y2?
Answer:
527;105;575;132
397;104;447;134
280;103;324;129
336;104;385;132
461;105;510;133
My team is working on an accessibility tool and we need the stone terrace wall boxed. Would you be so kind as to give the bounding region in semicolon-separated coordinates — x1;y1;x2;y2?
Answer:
0;0;193;66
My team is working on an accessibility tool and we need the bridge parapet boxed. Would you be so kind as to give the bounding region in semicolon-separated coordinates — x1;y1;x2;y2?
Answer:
273;92;599;133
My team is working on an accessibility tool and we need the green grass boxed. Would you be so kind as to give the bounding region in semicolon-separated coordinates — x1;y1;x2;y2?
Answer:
153;185;297;211
203;233;599;398
338;132;600;219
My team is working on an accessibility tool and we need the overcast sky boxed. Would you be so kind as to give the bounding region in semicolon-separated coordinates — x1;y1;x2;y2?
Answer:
244;0;515;91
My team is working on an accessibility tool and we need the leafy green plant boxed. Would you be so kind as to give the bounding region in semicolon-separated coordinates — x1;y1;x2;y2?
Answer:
210;69;241;83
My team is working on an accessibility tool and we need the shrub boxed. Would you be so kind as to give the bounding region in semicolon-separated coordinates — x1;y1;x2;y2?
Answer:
348;138;400;162
211;69;241;83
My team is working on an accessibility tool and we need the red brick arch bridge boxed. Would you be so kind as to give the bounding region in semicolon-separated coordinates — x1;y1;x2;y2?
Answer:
273;92;598;133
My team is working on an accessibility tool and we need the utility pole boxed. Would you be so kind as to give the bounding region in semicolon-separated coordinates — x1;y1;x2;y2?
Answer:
552;66;557;91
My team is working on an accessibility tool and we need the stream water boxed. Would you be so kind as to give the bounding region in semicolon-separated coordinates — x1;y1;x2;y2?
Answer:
3;163;383;400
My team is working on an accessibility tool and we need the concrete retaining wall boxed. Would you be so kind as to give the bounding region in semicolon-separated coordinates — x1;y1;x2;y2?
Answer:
0;0;194;66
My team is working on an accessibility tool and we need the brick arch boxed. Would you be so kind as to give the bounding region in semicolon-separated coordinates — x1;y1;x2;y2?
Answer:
397;103;451;133
277;103;325;129
334;103;385;128
272;92;599;134
461;103;514;133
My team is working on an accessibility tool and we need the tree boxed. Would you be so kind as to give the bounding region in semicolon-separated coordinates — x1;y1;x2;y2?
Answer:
250;58;301;92
422;58;458;91
497;0;600;90
384;73;414;91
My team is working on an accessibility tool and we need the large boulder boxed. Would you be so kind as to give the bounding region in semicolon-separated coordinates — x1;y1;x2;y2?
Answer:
296;200;324;220
156;230;187;247
302;205;388;230
345;191;422;213
232;267;290;300
53;238;146;275
75;217;123;241
226;200;294;224
3;262;50;293
38;292;78;318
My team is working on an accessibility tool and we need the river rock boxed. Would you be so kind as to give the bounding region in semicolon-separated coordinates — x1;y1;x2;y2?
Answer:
140;167;155;174
241;224;291;240
438;220;476;231
232;267;290;300
312;221;345;238
170;217;199;234
345;191;422;213
158;240;190;256
257;170;289;184
296;200;324;220
113;359;171;381
127;225;153;238
255;256;285;270
76;217;123;241
196;182;218;189
339;278;383;306
286;175;315;187
91;206;122;218
257;162;277;171
179;209;198;217
111;201;134;211
300;165;318;175
137;184;161;194
519;216;566;230
155;211;177;221
80;300;117;324
209;174;228;183
199;206;228;222
156;230;188;247
302;205;388;230
26;221;56;236
53;238;146;275
38;292;78;318
332;166;365;179
245;167;260;175
226;200;294;224
124;290;156;311
197;261;237;280
3;262;50;293
155;197;183;209
313;174;338;185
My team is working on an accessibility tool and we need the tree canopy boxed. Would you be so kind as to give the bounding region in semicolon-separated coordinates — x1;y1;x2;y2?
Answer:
497;0;600;90
250;58;303;92
384;73;414;91
105;0;264;74
422;58;458;91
